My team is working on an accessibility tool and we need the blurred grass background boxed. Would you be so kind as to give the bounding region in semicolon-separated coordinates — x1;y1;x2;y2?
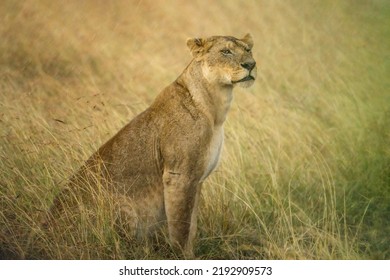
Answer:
0;0;389;259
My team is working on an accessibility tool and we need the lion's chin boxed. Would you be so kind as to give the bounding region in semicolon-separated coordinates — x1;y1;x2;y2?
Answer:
237;78;255;88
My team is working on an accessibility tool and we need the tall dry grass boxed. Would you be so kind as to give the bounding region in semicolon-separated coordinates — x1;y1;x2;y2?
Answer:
0;0;389;259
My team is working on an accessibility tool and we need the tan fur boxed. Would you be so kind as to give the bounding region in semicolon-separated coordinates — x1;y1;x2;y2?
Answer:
50;34;257;257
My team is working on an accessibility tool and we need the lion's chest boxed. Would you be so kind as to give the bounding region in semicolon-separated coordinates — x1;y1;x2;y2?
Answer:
200;126;224;182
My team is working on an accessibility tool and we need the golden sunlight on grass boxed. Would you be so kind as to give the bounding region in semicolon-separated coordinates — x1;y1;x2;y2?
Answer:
1;0;389;259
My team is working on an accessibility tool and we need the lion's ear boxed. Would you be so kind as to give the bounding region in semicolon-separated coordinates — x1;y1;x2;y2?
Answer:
241;33;253;49
186;37;206;57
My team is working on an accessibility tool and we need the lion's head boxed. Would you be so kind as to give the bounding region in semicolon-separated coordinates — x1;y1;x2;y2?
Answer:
187;34;257;88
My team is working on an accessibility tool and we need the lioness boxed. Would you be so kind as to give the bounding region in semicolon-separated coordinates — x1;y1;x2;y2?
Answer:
50;34;257;257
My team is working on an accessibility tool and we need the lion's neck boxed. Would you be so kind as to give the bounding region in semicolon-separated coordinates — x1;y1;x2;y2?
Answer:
178;61;233;126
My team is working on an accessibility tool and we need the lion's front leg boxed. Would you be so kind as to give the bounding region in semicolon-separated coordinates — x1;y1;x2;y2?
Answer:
163;170;201;258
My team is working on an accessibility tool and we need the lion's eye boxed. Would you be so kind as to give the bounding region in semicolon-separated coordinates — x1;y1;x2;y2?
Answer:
221;49;233;55
245;48;252;53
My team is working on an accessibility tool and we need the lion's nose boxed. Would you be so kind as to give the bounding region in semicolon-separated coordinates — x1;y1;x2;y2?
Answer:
241;61;256;71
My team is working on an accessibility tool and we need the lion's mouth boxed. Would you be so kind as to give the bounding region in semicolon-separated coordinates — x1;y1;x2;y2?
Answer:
232;75;255;84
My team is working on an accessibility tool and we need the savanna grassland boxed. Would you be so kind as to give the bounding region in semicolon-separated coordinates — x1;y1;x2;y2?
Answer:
0;0;389;259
